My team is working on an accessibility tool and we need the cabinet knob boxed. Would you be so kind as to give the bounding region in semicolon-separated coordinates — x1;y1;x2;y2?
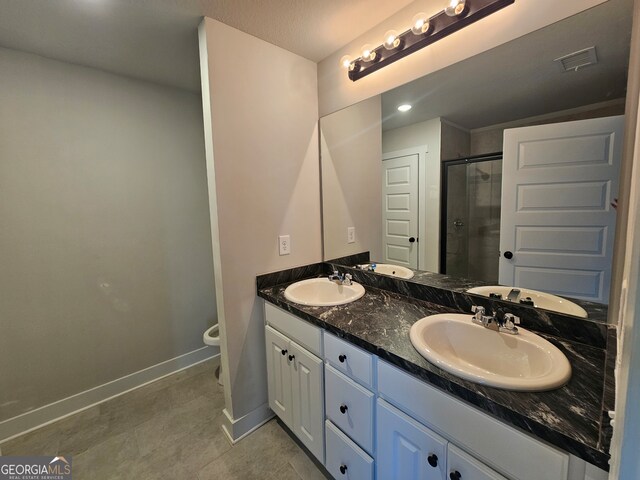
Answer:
450;471;462;480
339;465;348;475
281;349;287;356
339;404;348;414
427;454;438;468
338;354;347;363
288;354;295;361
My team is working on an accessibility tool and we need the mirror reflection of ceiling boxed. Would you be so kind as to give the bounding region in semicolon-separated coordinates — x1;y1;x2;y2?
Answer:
381;0;632;132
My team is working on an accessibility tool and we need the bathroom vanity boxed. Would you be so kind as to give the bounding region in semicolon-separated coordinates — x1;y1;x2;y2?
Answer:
257;261;614;480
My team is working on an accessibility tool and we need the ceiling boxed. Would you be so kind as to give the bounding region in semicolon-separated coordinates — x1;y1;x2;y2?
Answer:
0;0;416;92
381;0;633;131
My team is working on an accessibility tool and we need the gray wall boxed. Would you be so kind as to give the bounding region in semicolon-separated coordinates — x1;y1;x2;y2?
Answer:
440;122;470;160
0;47;217;422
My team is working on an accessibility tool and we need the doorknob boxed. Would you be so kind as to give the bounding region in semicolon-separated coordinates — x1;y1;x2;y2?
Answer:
503;251;514;259
409;237;416;243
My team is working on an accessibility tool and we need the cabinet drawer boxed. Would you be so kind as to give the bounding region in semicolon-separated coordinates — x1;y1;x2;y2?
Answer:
324;332;374;389
325;364;375;454
378;360;569;480
325;420;374;480
265;302;322;356
448;444;507;480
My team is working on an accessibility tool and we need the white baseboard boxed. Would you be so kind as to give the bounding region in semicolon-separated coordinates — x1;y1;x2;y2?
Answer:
221;403;274;444
0;346;219;443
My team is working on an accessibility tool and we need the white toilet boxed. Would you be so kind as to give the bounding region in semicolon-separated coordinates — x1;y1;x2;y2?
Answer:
203;324;223;386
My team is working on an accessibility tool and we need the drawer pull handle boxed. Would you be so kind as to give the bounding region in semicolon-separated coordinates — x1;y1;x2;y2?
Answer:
427;454;438;468
450;471;461;480
281;349;287;356
338;354;347;363
339;404;348;414
339;465;348;475
288;354;295;361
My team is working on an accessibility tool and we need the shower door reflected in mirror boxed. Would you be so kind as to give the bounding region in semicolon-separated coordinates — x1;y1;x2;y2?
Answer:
441;154;503;283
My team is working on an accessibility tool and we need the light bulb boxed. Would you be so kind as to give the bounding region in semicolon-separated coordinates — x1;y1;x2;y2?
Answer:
340;55;354;70
445;0;467;17
411;13;432;35
397;104;412;112
383;30;401;50
361;44;377;62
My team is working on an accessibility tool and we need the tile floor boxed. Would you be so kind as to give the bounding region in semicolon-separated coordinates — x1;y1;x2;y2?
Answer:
0;359;328;480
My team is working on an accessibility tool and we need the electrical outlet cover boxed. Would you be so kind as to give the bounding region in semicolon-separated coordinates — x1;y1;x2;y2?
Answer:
279;235;291;255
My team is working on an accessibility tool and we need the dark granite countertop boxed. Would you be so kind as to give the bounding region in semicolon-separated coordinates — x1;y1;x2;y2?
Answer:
258;278;613;470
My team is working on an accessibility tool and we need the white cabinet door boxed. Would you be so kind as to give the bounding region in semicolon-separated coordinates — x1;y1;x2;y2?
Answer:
447;444;507;480
377;399;448;480
265;325;293;428
290;340;325;463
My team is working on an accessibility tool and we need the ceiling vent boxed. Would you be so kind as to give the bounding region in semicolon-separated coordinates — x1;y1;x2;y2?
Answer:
554;47;598;72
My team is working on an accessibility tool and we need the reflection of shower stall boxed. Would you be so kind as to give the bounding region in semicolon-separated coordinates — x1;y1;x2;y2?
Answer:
440;153;502;283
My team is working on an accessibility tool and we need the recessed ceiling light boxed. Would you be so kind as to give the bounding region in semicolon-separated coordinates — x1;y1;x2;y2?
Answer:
397;104;412;112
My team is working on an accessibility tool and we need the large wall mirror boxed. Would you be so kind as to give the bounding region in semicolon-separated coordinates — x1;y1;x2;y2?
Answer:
320;0;632;320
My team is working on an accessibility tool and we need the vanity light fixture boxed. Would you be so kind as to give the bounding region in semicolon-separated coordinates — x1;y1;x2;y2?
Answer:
445;0;468;17
410;13;432;35
397;104;412;112
383;30;401;50
342;0;515;82
361;44;377;62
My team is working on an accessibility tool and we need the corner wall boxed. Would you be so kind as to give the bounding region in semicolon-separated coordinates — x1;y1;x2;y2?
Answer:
198;18;322;439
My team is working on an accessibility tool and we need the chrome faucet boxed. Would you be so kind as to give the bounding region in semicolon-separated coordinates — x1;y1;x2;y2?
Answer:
356;264;376;272
329;270;353;286
471;306;520;335
506;288;521;302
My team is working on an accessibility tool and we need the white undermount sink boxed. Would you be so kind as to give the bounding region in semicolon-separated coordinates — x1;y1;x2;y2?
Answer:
284;278;365;307
363;263;414;279
466;286;588;318
409;313;571;391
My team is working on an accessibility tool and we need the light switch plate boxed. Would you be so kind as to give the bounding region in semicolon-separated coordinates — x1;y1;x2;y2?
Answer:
347;227;355;244
279;235;291;255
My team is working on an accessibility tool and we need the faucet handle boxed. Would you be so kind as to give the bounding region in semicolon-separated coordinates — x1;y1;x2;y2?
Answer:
471;305;485;315
502;313;520;333
504;313;520;326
